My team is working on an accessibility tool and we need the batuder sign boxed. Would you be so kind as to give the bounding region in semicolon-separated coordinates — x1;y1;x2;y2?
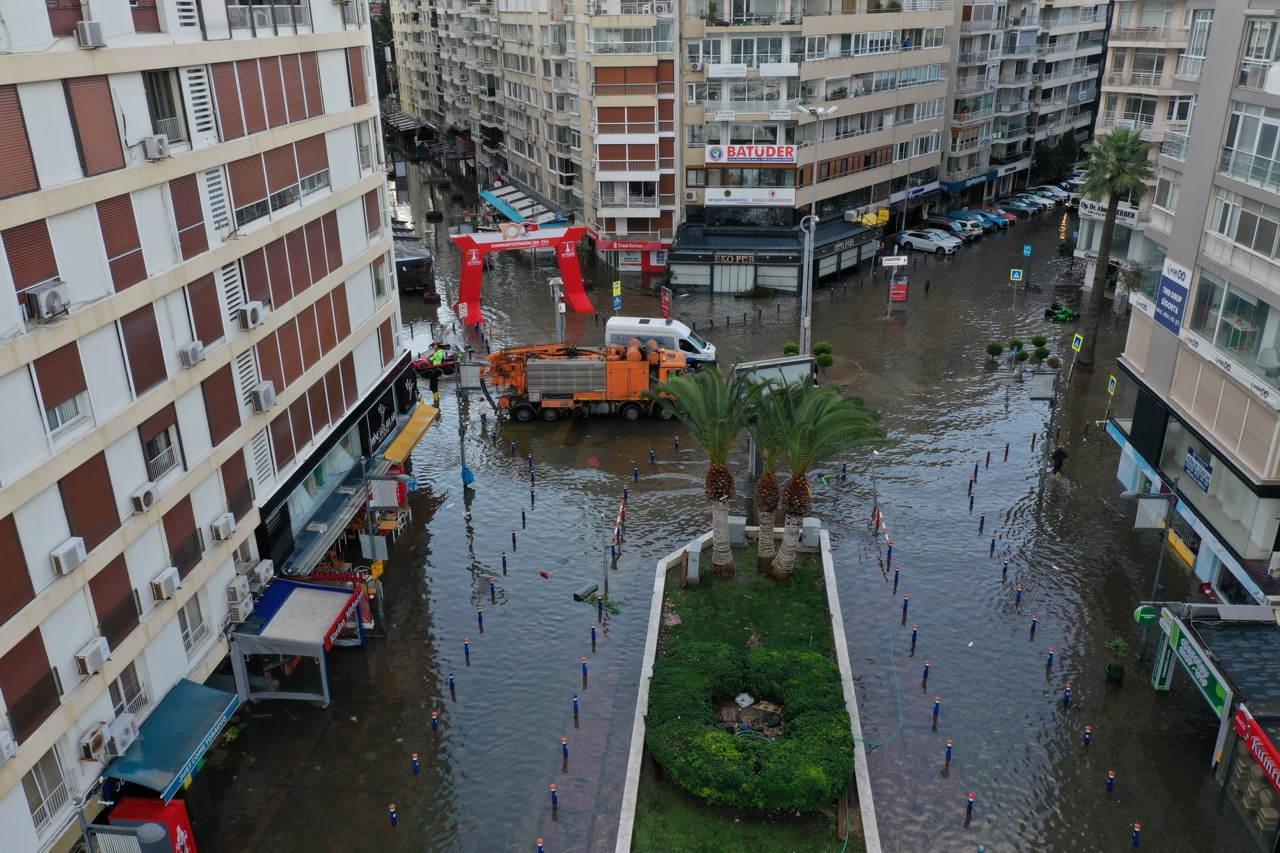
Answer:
705;144;797;164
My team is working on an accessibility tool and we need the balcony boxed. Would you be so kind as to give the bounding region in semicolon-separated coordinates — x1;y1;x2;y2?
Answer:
1003;43;1037;57
594;193;676;211
947;161;992;180
1104;70;1165;89
704;98;802;114
30;770;71;835
593;157;675;172
594;121;674;134
1176;54;1204;82
590;82;675;96
949;136;990;154
227;3;312;30
1111;26;1188;44
1160;131;1189;162
1037;41;1076;59
1220;148;1280;195
146;444;180;482
1238;59;1275;92
999;72;1032;85
955;76;993;95
587;40;673;55
995;99;1030;114
951;105;995;125
991;124;1028;141
958;49;1000;64
960;20;999;32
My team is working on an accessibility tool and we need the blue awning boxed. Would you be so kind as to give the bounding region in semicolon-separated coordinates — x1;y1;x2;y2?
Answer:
479;190;526;223
104;679;239;801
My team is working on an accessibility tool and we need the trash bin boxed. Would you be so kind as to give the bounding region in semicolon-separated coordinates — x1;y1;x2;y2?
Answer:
801;517;822;548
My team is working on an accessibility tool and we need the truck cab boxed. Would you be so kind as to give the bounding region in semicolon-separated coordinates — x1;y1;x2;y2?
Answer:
604;316;717;366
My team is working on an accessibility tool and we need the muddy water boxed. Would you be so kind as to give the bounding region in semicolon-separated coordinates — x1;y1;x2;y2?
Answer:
203;168;1252;852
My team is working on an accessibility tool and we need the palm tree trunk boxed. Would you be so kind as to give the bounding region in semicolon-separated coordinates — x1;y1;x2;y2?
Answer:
756;504;776;572
710;498;735;577
771;514;805;579
1079;195;1121;366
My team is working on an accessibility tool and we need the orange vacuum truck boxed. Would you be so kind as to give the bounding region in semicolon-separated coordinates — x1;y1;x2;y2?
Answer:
487;340;686;422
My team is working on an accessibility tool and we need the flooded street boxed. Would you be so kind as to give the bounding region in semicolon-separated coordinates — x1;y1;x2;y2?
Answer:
203;163;1252;852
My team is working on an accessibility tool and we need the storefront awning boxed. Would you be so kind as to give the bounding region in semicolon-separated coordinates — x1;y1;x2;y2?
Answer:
236;580;362;654
382;402;439;465
479;189;526;223
104;679;239;802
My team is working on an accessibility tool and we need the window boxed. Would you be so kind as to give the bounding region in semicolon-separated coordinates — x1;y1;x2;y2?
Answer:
45;394;86;434
177;595;209;656
357;121;373;171
685;169;706;187
143;69;187;144
108;662;148;718
145;426;181;481
22;746;69;834
1152;171;1180;211
1166;96;1194;124
1212;189;1280;261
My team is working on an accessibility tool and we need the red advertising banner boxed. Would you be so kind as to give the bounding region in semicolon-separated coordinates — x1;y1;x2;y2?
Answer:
1235;708;1280;796
660;286;672;319
450;226;592;321
889;281;908;303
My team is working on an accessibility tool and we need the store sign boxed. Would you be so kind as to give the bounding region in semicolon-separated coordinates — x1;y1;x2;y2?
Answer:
1078;199;1142;228
660;286;672;319
705;144;797;164
1155;257;1191;335
1183;446;1213;493
714;253;756;264
1169;616;1231;716
708;63;748;78
705;188;796;207
713;110;737;122
1235;708;1280;796
361;389;398;454
769;109;794;121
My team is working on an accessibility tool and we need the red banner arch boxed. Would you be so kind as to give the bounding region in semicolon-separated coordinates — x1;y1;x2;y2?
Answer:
449;225;592;323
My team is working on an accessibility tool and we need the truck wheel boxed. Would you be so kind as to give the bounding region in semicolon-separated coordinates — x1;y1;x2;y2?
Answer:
540;407;560;422
619;403;641;421
654;405;674;420
512;404;536;423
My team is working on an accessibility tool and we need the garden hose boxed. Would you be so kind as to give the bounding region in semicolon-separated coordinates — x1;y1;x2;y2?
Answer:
854;629;905;750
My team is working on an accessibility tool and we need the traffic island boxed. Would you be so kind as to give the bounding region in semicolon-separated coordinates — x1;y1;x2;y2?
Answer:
616;528;879;852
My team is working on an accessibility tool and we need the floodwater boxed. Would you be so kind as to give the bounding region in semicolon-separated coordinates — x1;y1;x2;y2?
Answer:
200;164;1253;852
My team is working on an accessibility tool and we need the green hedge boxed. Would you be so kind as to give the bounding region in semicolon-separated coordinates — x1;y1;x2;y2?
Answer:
645;642;853;812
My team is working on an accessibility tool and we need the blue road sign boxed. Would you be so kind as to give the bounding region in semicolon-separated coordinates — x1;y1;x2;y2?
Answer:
613;294;622;311
1023;244;1032;257
1010;269;1024;282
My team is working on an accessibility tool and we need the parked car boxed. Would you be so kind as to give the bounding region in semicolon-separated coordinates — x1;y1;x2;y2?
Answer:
965;209;1011;229
949;210;996;232
1030;185;1069;201
1022;189;1063;206
924;217;978;241
973;204;1020;223
1015;193;1056;211
953;218;986;239
897;229;961;254
996;198;1039;216
1064;192;1081;209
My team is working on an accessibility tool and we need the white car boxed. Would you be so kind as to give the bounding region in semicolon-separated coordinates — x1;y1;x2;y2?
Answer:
898;229;961;255
1016;193;1057;211
1031;185;1069;200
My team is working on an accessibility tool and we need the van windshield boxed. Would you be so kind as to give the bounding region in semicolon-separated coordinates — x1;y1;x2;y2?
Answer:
687;330;709;348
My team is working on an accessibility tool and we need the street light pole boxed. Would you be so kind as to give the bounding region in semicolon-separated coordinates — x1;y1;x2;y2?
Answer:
1123;475;1182;661
797;104;837;357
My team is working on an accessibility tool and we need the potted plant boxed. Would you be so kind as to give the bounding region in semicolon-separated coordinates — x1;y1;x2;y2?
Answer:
830;87;849;100
1105;635;1130;682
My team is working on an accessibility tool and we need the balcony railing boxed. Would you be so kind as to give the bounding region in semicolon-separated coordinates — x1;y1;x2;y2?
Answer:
1176;54;1204;81
590;82;675;96
595;194;677;209
1098;111;1156;132
995;100;1029;113
594;121;674;134
1105;70;1165;88
954;76;992;95
153;115;186;144
999;72;1032;85
30;770;71;834
1112;25;1187;43
991;125;1028;141
1238;59;1274;91
1003;43;1037;56
1038;41;1076;58
958;49;1000;64
592;228;674;242
227;4;311;29
1220;148;1280;195
949;136;990;153
593;157;675;171
1160;132;1189;161
122;683;152;717
587;40;673;55
951;105;995;124
704;98;802;113
960;19;998;32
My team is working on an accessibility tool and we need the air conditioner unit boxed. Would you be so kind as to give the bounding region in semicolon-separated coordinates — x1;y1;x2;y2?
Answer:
254;559;275;585
75;20;106;49
229;596;255;624
653;1;671;12
52;536;87;575
227;574;251;605
1032;74;1042;82
151;566;180;600
142;135;171;160
844;210;861;223
80;724;108;761
75;636;111;677
131;482;159;514
238;300;266;330
684;190;699;202
250;380;277;413
640;3;653;12
24;279;70;322
105;714;138;758
178;340;206;368
0;730;17;764
690;61;703;71
211;512;236;542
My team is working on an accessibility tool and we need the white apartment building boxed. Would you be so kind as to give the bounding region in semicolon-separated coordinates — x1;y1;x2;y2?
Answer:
0;1;414;849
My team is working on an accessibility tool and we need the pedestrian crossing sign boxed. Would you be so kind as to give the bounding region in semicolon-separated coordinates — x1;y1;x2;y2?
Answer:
1108;375;1117;396
1010;269;1024;282
1072;333;1084;352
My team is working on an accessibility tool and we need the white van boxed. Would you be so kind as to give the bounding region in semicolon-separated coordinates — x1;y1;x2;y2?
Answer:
604;316;717;366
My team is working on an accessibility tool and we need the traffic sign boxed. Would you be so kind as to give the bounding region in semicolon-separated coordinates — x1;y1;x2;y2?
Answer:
613;294;622;311
882;255;909;267
1133;605;1159;625
1010;269;1024;282
1072;333;1084;352
612;280;622;297
1108;374;1117;396
1023;244;1032;257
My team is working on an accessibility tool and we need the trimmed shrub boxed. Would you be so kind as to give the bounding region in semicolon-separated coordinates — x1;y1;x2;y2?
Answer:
815;353;835;372
1031;334;1048;348
1034;346;1051;360
1015;349;1030;363
985;342;1004;359
783;342;801;356
1009;338;1024;351
812;341;833;356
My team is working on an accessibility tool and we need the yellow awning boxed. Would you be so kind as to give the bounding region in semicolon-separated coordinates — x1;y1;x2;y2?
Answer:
383;402;439;465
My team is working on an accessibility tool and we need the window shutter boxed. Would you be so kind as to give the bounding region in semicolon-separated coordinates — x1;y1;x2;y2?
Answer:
120;305;167;395
297;303;321;367
202;363;241;447
264;143;299;194
322;211;342;273
222;450;252;521
333;283;352;341
89;556;138;652
162;496;200;578
315;292;337;353
241;248;271;305
2;219;57;294
324;365;344;418
188;273;224;345
0;85;38;199
131;0;160;32
278;319;303;385
281;54;306;123
364;188;381;235
260;56;287;128
33;342;87;410
226;154;267;211
256;333;284;393
347;47;368;106
210;62;244;141
289;397;312;448
340;353;357;409
138;402;177;447
295;134;329;178
45;0;83;35
270;410;295;469
0;629;59;742
305;220;327;285
265;237;292;309
379;318;394;366
307;382;330;433
0;515;35;627
66;76;125;176
285;229;311;293
300;52;323;118
96;194;147;292
236;60;267;135
60;452;119;552
170;174;209;260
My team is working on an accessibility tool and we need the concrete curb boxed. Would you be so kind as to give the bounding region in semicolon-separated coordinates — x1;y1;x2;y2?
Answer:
614;530;713;853
821;527;882;852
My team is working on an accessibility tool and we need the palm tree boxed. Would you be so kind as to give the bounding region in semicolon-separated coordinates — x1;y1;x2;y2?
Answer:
1077;127;1155;367
772;388;885;580
646;367;757;578
750;381;804;573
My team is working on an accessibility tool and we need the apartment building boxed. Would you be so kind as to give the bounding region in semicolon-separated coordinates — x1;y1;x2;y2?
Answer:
1109;1;1280;607
945;0;1104;203
0;2;414;849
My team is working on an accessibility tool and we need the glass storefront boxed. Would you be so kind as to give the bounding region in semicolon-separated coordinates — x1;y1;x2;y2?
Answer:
1188;268;1280;387
1225;734;1280;852
285;426;361;538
